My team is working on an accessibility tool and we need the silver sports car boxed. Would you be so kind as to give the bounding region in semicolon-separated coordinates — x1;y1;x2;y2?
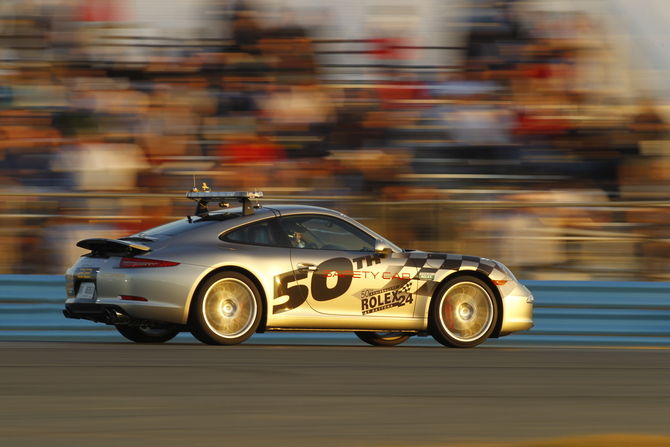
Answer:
64;189;534;347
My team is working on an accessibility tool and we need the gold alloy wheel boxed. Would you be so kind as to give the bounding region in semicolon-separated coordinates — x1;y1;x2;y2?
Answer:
438;281;494;343
202;277;258;338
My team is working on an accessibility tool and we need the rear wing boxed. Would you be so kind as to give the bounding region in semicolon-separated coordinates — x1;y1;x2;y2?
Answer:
77;238;151;257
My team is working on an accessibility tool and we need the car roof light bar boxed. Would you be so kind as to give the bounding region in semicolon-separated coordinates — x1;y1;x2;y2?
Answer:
186;191;264;200
186;187;263;216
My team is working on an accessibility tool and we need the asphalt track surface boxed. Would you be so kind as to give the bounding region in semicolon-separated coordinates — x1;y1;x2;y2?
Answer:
1;340;669;447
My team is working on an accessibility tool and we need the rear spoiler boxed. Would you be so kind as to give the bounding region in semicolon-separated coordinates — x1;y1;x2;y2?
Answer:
77;238;151;257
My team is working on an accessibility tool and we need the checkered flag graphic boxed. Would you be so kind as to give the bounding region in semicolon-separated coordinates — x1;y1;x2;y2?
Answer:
397;282;413;294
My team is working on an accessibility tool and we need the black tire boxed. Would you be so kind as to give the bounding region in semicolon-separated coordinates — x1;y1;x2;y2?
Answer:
430;276;498;348
115;325;179;343
189;272;262;345
355;331;411;347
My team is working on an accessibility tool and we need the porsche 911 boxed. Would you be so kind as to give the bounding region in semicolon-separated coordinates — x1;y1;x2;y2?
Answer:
63;189;534;347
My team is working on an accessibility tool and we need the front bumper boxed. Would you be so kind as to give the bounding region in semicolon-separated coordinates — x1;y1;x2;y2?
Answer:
499;283;534;334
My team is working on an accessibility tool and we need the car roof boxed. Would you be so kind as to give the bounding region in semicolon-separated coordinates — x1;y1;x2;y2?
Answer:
142;204;352;242
195;203;344;219
264;204;347;217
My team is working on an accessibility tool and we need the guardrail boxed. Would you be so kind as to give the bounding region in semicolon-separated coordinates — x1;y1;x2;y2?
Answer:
0;275;116;340
520;280;670;347
1;275;668;346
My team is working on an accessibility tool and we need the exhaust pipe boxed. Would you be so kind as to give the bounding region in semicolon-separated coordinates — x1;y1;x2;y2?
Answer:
103;308;131;325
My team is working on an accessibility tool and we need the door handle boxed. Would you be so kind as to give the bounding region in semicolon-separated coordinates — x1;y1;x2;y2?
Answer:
297;263;318;272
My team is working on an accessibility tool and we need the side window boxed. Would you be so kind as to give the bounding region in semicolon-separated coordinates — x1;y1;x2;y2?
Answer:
223;221;282;246
279;216;375;251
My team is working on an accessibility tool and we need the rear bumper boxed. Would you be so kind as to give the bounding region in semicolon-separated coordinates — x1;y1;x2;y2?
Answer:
64;297;186;327
64;259;202;325
64;300;125;324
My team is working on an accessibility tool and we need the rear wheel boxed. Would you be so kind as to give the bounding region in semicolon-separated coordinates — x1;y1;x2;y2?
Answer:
430;276;498;348
115;325;179;343
355;331;410;347
189;272;261;345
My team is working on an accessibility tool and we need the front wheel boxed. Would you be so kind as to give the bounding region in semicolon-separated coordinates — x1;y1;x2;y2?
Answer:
430;276;498;348
189;272;262;345
355;331;411;347
115;325;179;343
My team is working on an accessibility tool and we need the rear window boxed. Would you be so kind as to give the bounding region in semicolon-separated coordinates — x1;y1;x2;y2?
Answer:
225;221;278;246
221;218;291;247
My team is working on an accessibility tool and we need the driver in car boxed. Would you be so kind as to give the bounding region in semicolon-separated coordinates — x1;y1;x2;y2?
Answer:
292;230;306;248
286;222;307;248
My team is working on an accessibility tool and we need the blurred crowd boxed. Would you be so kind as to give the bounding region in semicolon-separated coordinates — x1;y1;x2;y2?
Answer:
1;0;670;280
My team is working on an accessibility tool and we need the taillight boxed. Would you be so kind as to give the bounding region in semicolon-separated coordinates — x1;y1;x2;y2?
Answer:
121;295;148;301
120;257;180;268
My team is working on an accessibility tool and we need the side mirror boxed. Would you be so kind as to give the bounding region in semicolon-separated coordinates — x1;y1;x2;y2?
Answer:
374;239;394;259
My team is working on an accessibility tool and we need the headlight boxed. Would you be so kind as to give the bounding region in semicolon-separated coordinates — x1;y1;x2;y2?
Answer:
495;261;518;281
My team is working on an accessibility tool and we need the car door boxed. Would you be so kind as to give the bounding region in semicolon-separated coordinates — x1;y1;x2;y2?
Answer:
279;214;418;317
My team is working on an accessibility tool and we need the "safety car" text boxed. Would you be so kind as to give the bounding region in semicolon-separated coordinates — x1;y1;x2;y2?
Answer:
323;270;412;280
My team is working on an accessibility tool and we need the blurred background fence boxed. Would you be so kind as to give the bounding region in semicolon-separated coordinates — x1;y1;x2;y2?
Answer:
2;190;670;282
